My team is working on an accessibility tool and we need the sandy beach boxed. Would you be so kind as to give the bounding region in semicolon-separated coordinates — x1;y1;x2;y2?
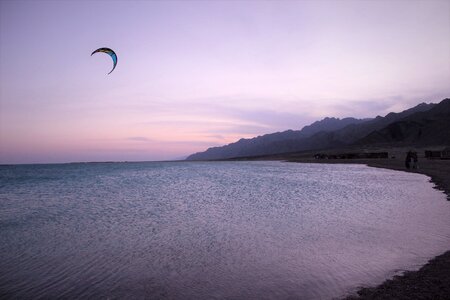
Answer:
284;155;450;299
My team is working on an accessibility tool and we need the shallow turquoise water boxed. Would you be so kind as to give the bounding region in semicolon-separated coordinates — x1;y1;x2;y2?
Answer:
1;161;449;299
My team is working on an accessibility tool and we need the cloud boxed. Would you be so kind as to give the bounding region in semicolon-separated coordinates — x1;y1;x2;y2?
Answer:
126;136;153;142
326;92;450;119
328;98;399;118
135;95;316;132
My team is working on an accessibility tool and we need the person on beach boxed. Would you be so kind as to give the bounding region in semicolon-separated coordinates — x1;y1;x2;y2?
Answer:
405;151;412;169
412;151;419;169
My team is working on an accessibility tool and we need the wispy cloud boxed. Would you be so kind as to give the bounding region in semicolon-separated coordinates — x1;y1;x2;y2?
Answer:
126;136;154;142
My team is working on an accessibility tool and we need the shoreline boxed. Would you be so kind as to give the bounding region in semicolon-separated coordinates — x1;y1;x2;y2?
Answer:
286;156;450;299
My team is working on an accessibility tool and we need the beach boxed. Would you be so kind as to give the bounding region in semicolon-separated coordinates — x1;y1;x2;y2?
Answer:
285;155;450;299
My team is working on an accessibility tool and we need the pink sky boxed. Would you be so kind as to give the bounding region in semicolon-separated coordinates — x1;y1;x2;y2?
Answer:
1;0;449;164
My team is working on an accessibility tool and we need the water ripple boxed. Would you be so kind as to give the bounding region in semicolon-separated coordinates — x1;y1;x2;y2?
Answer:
0;161;449;299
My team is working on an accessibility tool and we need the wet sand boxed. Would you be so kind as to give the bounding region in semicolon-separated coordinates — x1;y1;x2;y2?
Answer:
286;156;450;299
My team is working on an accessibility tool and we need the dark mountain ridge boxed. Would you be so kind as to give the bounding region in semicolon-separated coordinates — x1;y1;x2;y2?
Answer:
186;100;445;160
187;117;368;160
298;117;369;137
356;99;450;146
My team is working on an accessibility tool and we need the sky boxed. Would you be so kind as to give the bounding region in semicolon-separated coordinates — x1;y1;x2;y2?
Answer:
1;0;449;164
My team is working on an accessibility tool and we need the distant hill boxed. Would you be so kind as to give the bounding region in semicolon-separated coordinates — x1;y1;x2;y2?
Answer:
355;99;450;146
302;101;437;147
186;100;443;160
298;117;369;137
187;117;368;160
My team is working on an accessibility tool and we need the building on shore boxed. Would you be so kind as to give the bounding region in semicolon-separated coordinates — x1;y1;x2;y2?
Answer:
314;152;389;159
424;147;450;159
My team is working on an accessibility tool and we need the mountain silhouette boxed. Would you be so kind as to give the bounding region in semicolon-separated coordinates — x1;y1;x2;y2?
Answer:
355;98;450;146
186;99;445;160
187;117;367;160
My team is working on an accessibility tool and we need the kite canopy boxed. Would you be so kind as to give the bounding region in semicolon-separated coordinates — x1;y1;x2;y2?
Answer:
91;47;117;74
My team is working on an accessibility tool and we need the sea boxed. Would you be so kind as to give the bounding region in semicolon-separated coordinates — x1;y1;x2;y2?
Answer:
1;161;449;299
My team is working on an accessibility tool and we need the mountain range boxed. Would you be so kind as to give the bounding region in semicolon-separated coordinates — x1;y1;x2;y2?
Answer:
186;98;450;160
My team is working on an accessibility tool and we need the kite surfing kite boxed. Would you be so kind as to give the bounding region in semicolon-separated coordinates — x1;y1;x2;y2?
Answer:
91;47;117;74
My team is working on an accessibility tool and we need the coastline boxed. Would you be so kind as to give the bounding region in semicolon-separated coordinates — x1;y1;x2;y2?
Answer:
286;156;450;299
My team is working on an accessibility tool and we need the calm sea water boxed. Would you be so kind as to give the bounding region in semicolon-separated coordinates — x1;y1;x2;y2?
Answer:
1;161;449;299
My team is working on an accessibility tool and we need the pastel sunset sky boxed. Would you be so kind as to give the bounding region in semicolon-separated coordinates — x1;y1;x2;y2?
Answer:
1;0;449;164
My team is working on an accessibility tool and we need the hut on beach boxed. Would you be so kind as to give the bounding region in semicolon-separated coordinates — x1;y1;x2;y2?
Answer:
442;147;450;159
314;152;388;159
424;147;450;159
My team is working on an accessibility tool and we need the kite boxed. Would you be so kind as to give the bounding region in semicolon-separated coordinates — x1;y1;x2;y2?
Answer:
91;47;118;74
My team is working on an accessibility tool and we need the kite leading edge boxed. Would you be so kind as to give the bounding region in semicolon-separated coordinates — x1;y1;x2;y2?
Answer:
91;47;118;74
